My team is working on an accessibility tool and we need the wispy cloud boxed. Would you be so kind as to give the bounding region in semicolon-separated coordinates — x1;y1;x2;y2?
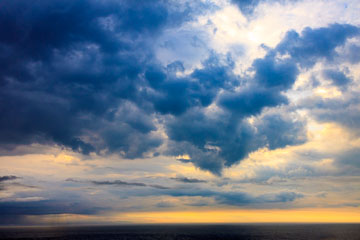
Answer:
0;176;19;182
170;177;207;183
67;178;170;190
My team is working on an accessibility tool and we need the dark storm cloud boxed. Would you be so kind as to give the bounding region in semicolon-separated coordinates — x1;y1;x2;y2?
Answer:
170;177;207;183
253;54;299;89
218;88;288;116
145;53;238;115
218;52;298;116
0;0;201;158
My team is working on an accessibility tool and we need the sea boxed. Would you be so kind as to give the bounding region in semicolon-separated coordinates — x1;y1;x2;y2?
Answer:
0;224;359;240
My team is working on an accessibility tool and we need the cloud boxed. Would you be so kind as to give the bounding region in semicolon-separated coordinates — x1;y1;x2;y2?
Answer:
186;200;210;207
253;54;299;90
230;0;262;15
300;91;360;135
159;188;303;206
145;52;238;115
336;148;360;172
66;176;303;207
276;23;360;68
0;0;238;161
12;197;48;202
255;113;306;150
166;108;306;174
67;178;170;190
0;176;18;182
0;0;359;183
1;0;358;177
0;200;102;216
218;88;288;117
176;158;192;164
218;50;298;117
215;191;304;206
322;69;352;87
155;201;175;208
0;175;21;191
345;44;360;64
91;180;148;187
0;0;199;158
170;177;207;183
164;23;360;174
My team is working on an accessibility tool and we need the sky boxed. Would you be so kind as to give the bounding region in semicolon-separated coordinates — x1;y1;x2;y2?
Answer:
0;0;360;225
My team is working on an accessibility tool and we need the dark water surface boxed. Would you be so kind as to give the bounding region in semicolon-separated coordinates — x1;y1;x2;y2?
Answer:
0;224;359;240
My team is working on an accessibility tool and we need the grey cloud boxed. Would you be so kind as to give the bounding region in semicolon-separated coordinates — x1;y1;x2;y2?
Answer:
155;201;174;208
67;178;170;190
0;0;205;158
0;200;104;216
231;0;261;15
0;176;22;192
276;24;360;68
161;188;303;206
335;148;360;174
323;69;352;87
345;44;360;64
165;23;359;174
170;177;207;183
176;158;192;163
148;184;171;190
186;200;210;207
0;176;19;182
300;93;360;135
92;180;147;187
166;109;306;174
1;0;359;180
255;113;307;150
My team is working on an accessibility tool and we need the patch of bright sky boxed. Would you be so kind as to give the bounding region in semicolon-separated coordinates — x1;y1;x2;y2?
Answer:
157;0;360;75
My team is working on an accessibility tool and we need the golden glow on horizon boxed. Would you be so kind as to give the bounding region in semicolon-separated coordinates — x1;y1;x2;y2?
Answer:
120;208;360;224
30;208;360;225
